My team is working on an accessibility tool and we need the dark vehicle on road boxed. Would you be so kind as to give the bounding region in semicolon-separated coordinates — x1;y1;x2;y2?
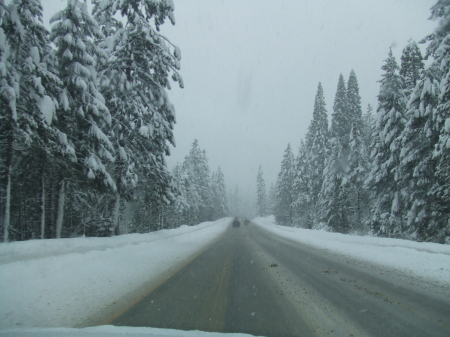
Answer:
244;219;250;225
232;218;240;227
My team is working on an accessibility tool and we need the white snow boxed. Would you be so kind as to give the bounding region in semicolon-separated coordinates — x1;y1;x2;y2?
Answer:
0;326;259;337
253;216;450;284
0;219;230;329
139;125;150;138
445;117;450;132
38;95;56;125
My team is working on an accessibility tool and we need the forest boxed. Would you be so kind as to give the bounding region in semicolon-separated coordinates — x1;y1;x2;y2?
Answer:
260;19;450;243
0;0;231;242
1;0;450;245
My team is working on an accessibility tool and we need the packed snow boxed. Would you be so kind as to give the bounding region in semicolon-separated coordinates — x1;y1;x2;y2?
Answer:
0;219;230;329
254;216;450;285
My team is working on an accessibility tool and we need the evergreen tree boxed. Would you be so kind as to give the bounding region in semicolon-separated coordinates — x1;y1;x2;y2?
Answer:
347;70;363;131
256;165;267;216
50;0;115;237
0;3;19;242
319;74;355;233
330;74;350;149
168;163;189;227
305;82;329;226
292;141;312;228
267;183;276;215
362;104;375;150
346;69;366;228
4;0;69;240
319;137;350;233
400;40;424;95
93;0;182;233
367;49;406;236
399;0;450;242
274;144;295;226
181;159;200;224
347;124;370;230
183;140;213;222
429;0;450;243
399;66;440;240
211;166;228;219
1;0;71;241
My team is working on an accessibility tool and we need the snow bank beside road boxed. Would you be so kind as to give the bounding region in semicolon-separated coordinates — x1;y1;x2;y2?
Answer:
0;326;260;337
0;219;230;329
253;216;450;285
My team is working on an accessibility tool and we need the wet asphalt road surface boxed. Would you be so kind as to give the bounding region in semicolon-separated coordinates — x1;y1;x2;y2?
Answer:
110;222;450;337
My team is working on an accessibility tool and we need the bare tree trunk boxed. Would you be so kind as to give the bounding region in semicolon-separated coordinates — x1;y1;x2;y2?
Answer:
113;192;120;235
2;134;13;243
3;165;11;243
357;189;360;227
55;178;65;239
40;169;46;239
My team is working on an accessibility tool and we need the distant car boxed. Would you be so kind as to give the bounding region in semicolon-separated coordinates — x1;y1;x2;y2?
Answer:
232;218;240;227
244;219;250;225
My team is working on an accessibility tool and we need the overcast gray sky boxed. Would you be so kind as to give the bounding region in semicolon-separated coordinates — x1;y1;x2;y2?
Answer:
43;0;437;203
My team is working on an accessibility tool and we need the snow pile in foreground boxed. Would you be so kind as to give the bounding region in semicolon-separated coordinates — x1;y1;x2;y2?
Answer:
0;219;230;329
253;216;450;285
0;326;260;337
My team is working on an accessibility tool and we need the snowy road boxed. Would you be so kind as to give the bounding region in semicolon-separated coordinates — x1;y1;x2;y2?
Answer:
109;222;450;337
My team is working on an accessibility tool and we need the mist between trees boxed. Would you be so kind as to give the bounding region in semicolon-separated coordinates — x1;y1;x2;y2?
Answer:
262;2;450;244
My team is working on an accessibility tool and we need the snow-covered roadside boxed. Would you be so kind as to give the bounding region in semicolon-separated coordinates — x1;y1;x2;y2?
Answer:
0;218;230;329
0;326;260;337
253;216;450;286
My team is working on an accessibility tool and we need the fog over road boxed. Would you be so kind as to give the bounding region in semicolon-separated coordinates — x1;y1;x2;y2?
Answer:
110;222;450;337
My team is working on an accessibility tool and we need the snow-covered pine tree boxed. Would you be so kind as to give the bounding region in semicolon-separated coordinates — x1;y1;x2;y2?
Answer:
347;124;370;231
183;140;213;222
319;75;353;233
319;136;350;233
411;0;450;242
330;74;350;149
400;40;424;96
275;144;295;226
181;159;200;224
366;49;406;237
345;70;369;229
211;166;228;219
305;82;329;226
256;165;267;217
50;0;115;237
0;1;19;242
93;0;182;232
199;149;213;221
347;70;363;132
362;104;375;150
169;163;189;226
401;71;441;240
2;0;72;240
432;17;450;242
267;183;276;215
292;140;312;228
